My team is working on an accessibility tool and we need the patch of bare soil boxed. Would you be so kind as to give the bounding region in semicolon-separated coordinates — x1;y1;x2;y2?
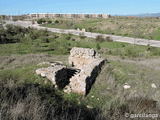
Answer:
0;54;68;70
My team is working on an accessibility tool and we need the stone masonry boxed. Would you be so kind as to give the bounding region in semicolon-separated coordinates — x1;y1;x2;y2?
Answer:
36;47;106;95
36;63;68;89
65;47;105;95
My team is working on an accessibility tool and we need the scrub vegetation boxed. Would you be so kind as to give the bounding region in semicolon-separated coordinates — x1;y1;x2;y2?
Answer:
40;16;160;40
1;24;160;120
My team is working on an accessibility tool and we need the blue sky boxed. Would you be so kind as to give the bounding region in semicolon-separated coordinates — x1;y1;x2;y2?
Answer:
0;0;160;15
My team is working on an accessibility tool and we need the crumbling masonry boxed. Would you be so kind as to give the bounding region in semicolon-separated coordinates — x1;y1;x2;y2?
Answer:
36;47;106;95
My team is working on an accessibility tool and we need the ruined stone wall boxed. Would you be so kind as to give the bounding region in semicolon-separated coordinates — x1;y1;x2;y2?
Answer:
65;58;105;95
68;47;101;69
36;47;106;95
65;47;105;95
36;63;68;89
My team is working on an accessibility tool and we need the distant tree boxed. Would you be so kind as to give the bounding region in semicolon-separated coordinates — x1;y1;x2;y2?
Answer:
37;18;46;24
55;20;60;24
47;20;52;24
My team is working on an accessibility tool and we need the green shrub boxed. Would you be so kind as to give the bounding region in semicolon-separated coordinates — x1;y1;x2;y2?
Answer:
65;34;72;40
55;20;60;24
96;43;101;50
95;35;105;42
105;36;113;42
47;20;52;24
37;18;46;24
87;27;94;32
0;25;28;44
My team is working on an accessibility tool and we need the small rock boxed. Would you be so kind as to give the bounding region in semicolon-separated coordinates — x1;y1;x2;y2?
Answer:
82;28;86;32
151;83;157;88
123;83;131;89
41;73;46;77
91;95;94;98
86;105;93;109
77;28;80;31
37;62;50;66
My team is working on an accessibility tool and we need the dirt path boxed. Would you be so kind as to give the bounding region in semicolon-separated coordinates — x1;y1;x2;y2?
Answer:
5;20;160;48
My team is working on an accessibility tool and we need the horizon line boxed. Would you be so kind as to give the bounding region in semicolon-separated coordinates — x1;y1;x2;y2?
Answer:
0;12;160;16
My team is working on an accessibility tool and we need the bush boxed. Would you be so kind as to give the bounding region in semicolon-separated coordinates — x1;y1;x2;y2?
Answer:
55;20;60;24
95;35;113;43
96;43;101;50
27;29;49;41
42;37;50;43
65;34;72;40
95;35;105;42
105;36;113;42
87;27;94;32
37;18;46;24
47;20;52;24
0;25;28;44
0;25;51;44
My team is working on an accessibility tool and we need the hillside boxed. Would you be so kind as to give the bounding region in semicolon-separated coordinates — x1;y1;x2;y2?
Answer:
39;16;160;40
1;22;160;120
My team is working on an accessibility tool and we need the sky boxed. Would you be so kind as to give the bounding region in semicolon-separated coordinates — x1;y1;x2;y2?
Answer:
0;0;160;15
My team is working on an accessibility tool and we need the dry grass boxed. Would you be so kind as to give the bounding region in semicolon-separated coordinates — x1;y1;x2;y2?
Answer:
1;23;160;119
0;54;68;70
84;56;160;119
1;53;160;119
42;17;160;40
0;83;104;120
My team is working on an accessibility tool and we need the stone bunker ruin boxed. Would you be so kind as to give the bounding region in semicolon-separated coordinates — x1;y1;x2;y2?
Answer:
36;47;106;95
